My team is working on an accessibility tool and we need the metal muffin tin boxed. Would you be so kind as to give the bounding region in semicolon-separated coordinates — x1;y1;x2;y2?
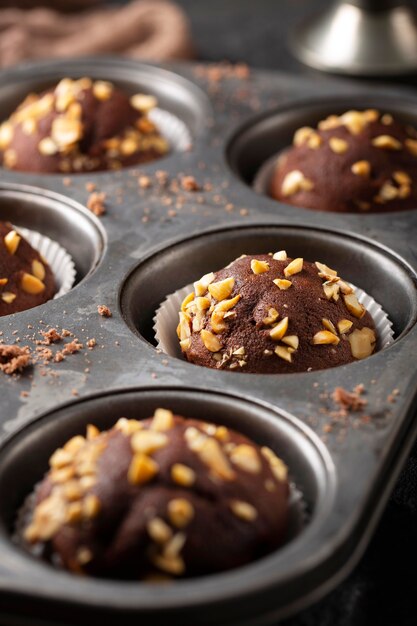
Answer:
0;56;417;626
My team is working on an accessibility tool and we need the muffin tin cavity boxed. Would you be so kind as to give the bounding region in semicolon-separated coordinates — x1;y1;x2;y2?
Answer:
0;58;212;151
227;96;417;190
0;390;331;581
120;224;417;354
0;184;105;285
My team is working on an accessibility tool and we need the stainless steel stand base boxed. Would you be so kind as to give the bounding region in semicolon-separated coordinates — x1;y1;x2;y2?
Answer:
291;2;417;76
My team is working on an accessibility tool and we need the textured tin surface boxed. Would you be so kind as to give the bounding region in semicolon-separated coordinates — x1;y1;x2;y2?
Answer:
0;57;416;625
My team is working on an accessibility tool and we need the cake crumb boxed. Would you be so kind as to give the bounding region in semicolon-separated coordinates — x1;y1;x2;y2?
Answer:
40;328;61;345
0;345;31;375
98;305;112;318
85;182;96;192
138;175;152;189
87;338;96;349
87;192;106;216
181;175;200;192
332;386;367;412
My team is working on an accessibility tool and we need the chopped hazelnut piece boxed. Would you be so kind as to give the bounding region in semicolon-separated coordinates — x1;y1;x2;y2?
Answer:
38;137;58;156
262;307;279;325
86;424;100;439
281;170;314;196
405;138;417;156
131;430;168;455
230;444;261;474
210;309;227;334
0;122;13;149
171;463;196;486
284;257;303;277
152;408;174;431
92;80;113;101
197;438;236;481
272;250;287;261
348;327;376;359
181;292;194;312
343;293;365;318
147;517;172;544
315;261;338;280
338;319;353;334
152;553;185;576
270;316;289;341
250;259;269;274
393;171;411;185
273;278;292;290
83;494;100;519
130;93;158;113
329;137;348;154
274;345;293;362
4;230;21;255
51;117;83;148
193;272;215;297
168;498;194;528
214;294;241;313
230;500;258;521
372;135;402;150
313;330;340;345
293;126;314;146
200;329;222;352
261;446;288;481
282;335;299;349
21;273;45;294
194;296;211;311
351;160;371;177
381;114;393;125
322;318;337;335
0;278;8;286
208;276;235;300
128;453;158;485
32;260;45;281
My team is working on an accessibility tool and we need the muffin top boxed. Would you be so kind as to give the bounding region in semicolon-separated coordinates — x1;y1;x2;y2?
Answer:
0;221;55;316
270;109;417;213
0;77;169;173
177;252;377;373
22;409;289;579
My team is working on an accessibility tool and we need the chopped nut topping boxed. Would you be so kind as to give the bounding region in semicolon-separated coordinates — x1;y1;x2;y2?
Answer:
230;500;258;521
0;122;13;149
270;316;289;341
274;345;293;362
21;273;45;294
284;257;303;277
293;126;315;146
92;80;113;101
348;327;376;359
97;304;112;317
315;261;338;280
0;278;7;286
171;463;196;486
261;446;288;481
196;437;236;481
194;272;215;297
130;93;158;113
115;417;143;435
200;329;222;352
49;448;73;469
343;293;365;318
250;259;269;274
208;276;235;300
86;424;100;439
262;307;279;325
281;170;314;196
147;517;173;544
338;319;353;334
393;171;411;185
329;137;348;154
151;408;174;431
323;283;340;301
313;330;340;345
273;278;292;290
4;229;21;255
168;498;194;528
83;494;100;519
51;117;83;149
319;109;378;135
152;553;185;576
282;335;299;349
272;250;287;261
351;160;371;177
381;114;393;125
230;444;261;473
32;260;45;281
372;135;402;150
128;453;158;485
322;318;337;335
405;138;417;156
131;430;168;455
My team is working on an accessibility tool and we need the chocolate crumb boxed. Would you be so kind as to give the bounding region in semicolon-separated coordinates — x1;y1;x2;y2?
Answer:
332;386;367;412
98;305;112;318
181;175;200;192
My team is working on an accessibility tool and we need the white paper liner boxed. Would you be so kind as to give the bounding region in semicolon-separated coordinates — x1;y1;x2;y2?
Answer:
16;226;76;299
153;279;394;361
253;150;288;196
149;108;192;152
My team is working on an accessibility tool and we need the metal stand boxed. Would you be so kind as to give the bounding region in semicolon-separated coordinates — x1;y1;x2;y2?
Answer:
291;0;417;76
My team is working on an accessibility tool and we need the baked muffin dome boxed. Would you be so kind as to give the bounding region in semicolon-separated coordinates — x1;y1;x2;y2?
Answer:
22;409;289;579
0;221;55;315
0;77;169;173
177;252;377;373
270;109;417;213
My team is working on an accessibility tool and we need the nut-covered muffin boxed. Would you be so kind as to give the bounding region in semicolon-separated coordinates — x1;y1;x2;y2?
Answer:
0;222;55;315
21;409;290;579
177;252;377;373
270;109;417;213
0;77;169;173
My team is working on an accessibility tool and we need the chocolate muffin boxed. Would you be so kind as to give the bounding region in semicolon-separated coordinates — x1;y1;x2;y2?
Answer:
0;221;55;315
0;77;169;173
21;409;290;579
177;252;377;373
269;109;417;213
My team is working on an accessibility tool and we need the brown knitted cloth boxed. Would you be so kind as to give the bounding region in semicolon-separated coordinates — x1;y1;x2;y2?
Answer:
0;0;194;68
